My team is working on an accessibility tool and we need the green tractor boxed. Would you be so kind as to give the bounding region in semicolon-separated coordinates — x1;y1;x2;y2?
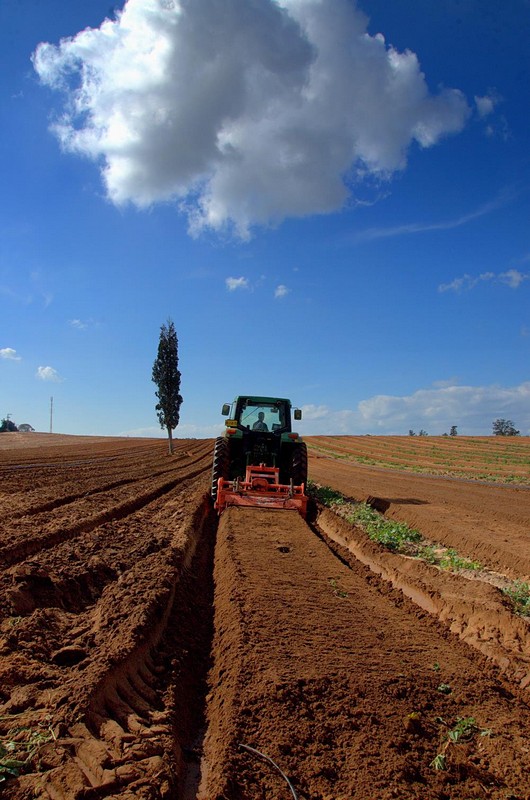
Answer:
212;395;308;516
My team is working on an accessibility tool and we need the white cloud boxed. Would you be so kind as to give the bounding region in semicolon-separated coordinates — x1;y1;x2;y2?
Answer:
36;366;63;382
274;284;290;299
225;276;249;291
498;269;528;289
357;382;530;436
301;404;331;421
474;90;500;118
33;0;470;237
438;269;529;293
0;348;21;361
297;382;530;436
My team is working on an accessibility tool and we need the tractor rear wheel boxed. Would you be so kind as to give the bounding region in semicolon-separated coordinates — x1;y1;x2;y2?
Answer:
291;442;308;487
211;436;229;501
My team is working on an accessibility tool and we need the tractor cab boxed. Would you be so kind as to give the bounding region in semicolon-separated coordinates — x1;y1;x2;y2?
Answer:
222;396;301;434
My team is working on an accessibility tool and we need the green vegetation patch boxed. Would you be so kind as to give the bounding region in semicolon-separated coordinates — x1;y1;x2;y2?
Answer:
343;501;422;553
0;718;55;783
309;481;481;569
503;580;530;616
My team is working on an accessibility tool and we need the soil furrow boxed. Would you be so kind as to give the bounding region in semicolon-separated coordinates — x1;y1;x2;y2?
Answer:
2;434;530;800
1;473;209;619
314;505;530;688
200;506;530;800
309;457;530;577
0;464;210;567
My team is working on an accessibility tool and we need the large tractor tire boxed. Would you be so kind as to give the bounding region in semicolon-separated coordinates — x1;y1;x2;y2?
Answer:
291;441;308;487
211;436;229;501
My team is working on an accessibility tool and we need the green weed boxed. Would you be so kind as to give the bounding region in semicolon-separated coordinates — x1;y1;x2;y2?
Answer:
503;580;530;616
344;503;421;553
308;481;345;507
438;549;481;572
328;578;349;598
0;723;55;783
430;717;492;771
309;483;481;571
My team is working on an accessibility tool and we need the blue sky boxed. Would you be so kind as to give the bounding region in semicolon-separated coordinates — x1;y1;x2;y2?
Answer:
1;0;529;437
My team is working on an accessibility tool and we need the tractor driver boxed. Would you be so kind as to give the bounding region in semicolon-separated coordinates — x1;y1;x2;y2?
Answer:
252;411;269;432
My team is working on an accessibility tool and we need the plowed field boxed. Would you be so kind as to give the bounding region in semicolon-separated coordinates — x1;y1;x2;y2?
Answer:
1;433;530;800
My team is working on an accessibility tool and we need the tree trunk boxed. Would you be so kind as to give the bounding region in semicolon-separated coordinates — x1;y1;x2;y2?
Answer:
167;426;174;454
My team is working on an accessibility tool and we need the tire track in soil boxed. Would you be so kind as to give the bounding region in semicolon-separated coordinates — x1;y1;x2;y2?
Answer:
1;473;209;619
200;507;530;800
0;489;217;800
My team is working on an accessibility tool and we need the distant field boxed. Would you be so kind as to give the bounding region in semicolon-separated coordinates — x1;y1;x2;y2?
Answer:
305;435;530;484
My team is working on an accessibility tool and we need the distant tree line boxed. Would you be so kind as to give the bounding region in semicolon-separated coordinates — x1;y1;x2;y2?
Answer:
406;421;522;436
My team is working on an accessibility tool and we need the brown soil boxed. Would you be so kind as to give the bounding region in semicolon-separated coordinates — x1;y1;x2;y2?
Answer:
305;435;530;484
308;446;530;578
1;433;530;799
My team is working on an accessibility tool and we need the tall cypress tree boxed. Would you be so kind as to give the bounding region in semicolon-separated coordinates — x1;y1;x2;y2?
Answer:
152;319;182;454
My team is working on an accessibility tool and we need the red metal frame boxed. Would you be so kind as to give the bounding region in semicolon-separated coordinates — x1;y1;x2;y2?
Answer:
215;464;308;517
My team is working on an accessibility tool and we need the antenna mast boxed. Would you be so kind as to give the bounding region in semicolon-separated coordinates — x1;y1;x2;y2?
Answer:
49;396;53;434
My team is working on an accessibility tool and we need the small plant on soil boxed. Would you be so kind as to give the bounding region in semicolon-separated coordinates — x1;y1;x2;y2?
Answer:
503;580;530;616
430;716;492;771
328;577;349;598
0;720;55;783
418;544;481;572
0;742;26;782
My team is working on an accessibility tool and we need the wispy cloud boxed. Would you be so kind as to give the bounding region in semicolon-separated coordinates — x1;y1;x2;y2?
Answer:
68;318;101;330
438;269;529;293
274;284;290;299
1;348;21;361
36;366;63;382
121;422;223;438
355;192;512;243
69;319;89;330
225;276;250;292
33;0;469;238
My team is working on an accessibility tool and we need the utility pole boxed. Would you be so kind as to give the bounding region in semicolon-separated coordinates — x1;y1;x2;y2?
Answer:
49;396;53;434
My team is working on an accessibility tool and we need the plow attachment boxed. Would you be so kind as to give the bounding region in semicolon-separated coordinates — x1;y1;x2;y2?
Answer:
215;464;308;518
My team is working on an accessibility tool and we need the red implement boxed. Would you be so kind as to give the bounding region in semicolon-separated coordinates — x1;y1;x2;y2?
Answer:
215;464;308;518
